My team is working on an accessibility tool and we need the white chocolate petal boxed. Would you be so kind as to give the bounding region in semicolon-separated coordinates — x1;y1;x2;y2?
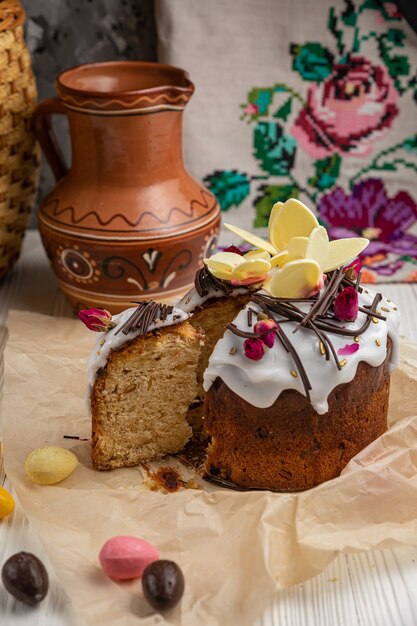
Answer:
224;223;277;255
286;236;309;262
270;251;289;268
270;199;319;251
267;259;322;298
243;249;271;261
268;201;284;243
324;238;369;272
231;258;271;280
207;267;234;281
204;251;245;267
306;226;329;270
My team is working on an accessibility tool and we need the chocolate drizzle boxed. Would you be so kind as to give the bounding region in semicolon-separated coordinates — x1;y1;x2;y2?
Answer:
194;265;256;298
225;270;387;390
114;301;174;337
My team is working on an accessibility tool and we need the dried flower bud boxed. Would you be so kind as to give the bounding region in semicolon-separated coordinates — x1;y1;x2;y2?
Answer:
78;308;115;332
334;286;359;322
223;245;244;256
243;338;265;361
343;258;362;282
254;319;278;348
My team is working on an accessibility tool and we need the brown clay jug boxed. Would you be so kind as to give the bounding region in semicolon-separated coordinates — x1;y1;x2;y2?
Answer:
34;61;220;313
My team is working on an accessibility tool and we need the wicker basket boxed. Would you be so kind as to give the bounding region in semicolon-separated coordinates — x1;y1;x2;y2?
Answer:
0;0;40;280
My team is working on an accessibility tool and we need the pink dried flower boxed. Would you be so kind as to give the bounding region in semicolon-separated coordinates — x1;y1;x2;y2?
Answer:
337;343;360;356
223;245;244;256
78;308;115;332
243;338;265;360
343;258;362;282
334;286;359;322
254;319;278;348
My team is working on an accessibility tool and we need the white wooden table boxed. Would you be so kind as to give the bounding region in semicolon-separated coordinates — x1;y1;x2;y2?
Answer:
1;230;417;626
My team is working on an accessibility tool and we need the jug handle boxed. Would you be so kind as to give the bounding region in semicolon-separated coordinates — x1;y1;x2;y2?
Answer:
34;97;68;182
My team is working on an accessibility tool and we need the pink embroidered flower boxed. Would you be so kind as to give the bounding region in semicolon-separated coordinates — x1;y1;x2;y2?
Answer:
243;338;265;360
333;286;359;322
254;319;278;348
338;343;360;356
292;56;399;158
343;258;362;282
243;103;259;116
78;308;115;332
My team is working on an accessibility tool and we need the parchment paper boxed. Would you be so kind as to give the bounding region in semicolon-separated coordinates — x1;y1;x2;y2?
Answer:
2;310;417;626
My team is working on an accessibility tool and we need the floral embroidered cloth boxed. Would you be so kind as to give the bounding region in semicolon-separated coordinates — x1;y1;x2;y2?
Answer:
156;0;417;282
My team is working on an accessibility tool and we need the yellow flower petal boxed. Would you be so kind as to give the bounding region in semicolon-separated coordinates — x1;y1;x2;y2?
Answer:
269;199;319;251
306;226;329;270
206;267;234;280
285;236;309;262
231;258;271;281
324;238;369;272
204;251;244;267
224;223;277;255
243;249;271;261
268;201;284;243
267;259;322;298
270;250;289;268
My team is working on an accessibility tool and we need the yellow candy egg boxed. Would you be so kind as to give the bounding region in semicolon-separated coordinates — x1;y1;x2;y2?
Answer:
24;447;78;486
0;485;15;519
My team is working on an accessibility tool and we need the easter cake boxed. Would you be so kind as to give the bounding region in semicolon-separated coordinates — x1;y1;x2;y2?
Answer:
84;199;399;490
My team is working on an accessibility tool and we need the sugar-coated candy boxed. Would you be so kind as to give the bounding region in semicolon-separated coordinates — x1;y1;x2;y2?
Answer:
24;446;78;485
142;560;185;611
99;536;159;580
0;486;14;519
1;552;49;605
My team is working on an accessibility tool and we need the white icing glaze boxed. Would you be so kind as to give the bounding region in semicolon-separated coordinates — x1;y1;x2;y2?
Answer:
203;288;400;414
87;305;189;388
177;285;249;314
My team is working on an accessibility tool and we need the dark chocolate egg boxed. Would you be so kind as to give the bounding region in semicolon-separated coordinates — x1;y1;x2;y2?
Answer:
1;552;49;605
142;559;184;611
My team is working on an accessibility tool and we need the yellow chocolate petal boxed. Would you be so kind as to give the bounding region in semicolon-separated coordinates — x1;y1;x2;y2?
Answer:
270;250;289;268
243;249;271;261
231;258;271;280
268;201;284;242
285;236;309;262
306;226;329;270
324;238;369;272
267;259;322;298
204;251;244;267
224;223;277;255
207;267;234;281
269;198;319;251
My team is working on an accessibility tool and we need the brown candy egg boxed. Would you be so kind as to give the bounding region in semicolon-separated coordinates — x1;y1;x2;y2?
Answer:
1;552;49;605
142;560;185;611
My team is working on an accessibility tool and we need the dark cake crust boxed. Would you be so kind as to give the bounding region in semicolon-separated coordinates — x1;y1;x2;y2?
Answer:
204;340;392;491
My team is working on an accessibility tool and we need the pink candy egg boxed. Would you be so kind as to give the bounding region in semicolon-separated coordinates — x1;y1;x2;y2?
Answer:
99;536;159;580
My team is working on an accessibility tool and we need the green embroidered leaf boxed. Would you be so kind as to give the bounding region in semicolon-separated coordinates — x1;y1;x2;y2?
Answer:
308;154;342;191
254;185;299;228
403;135;417;153
341;3;357;27
254;122;297;176
385;54;410;78
386;28;405;47
246;87;274;116
290;43;334;82
273;98;292;121
204;170;251;212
